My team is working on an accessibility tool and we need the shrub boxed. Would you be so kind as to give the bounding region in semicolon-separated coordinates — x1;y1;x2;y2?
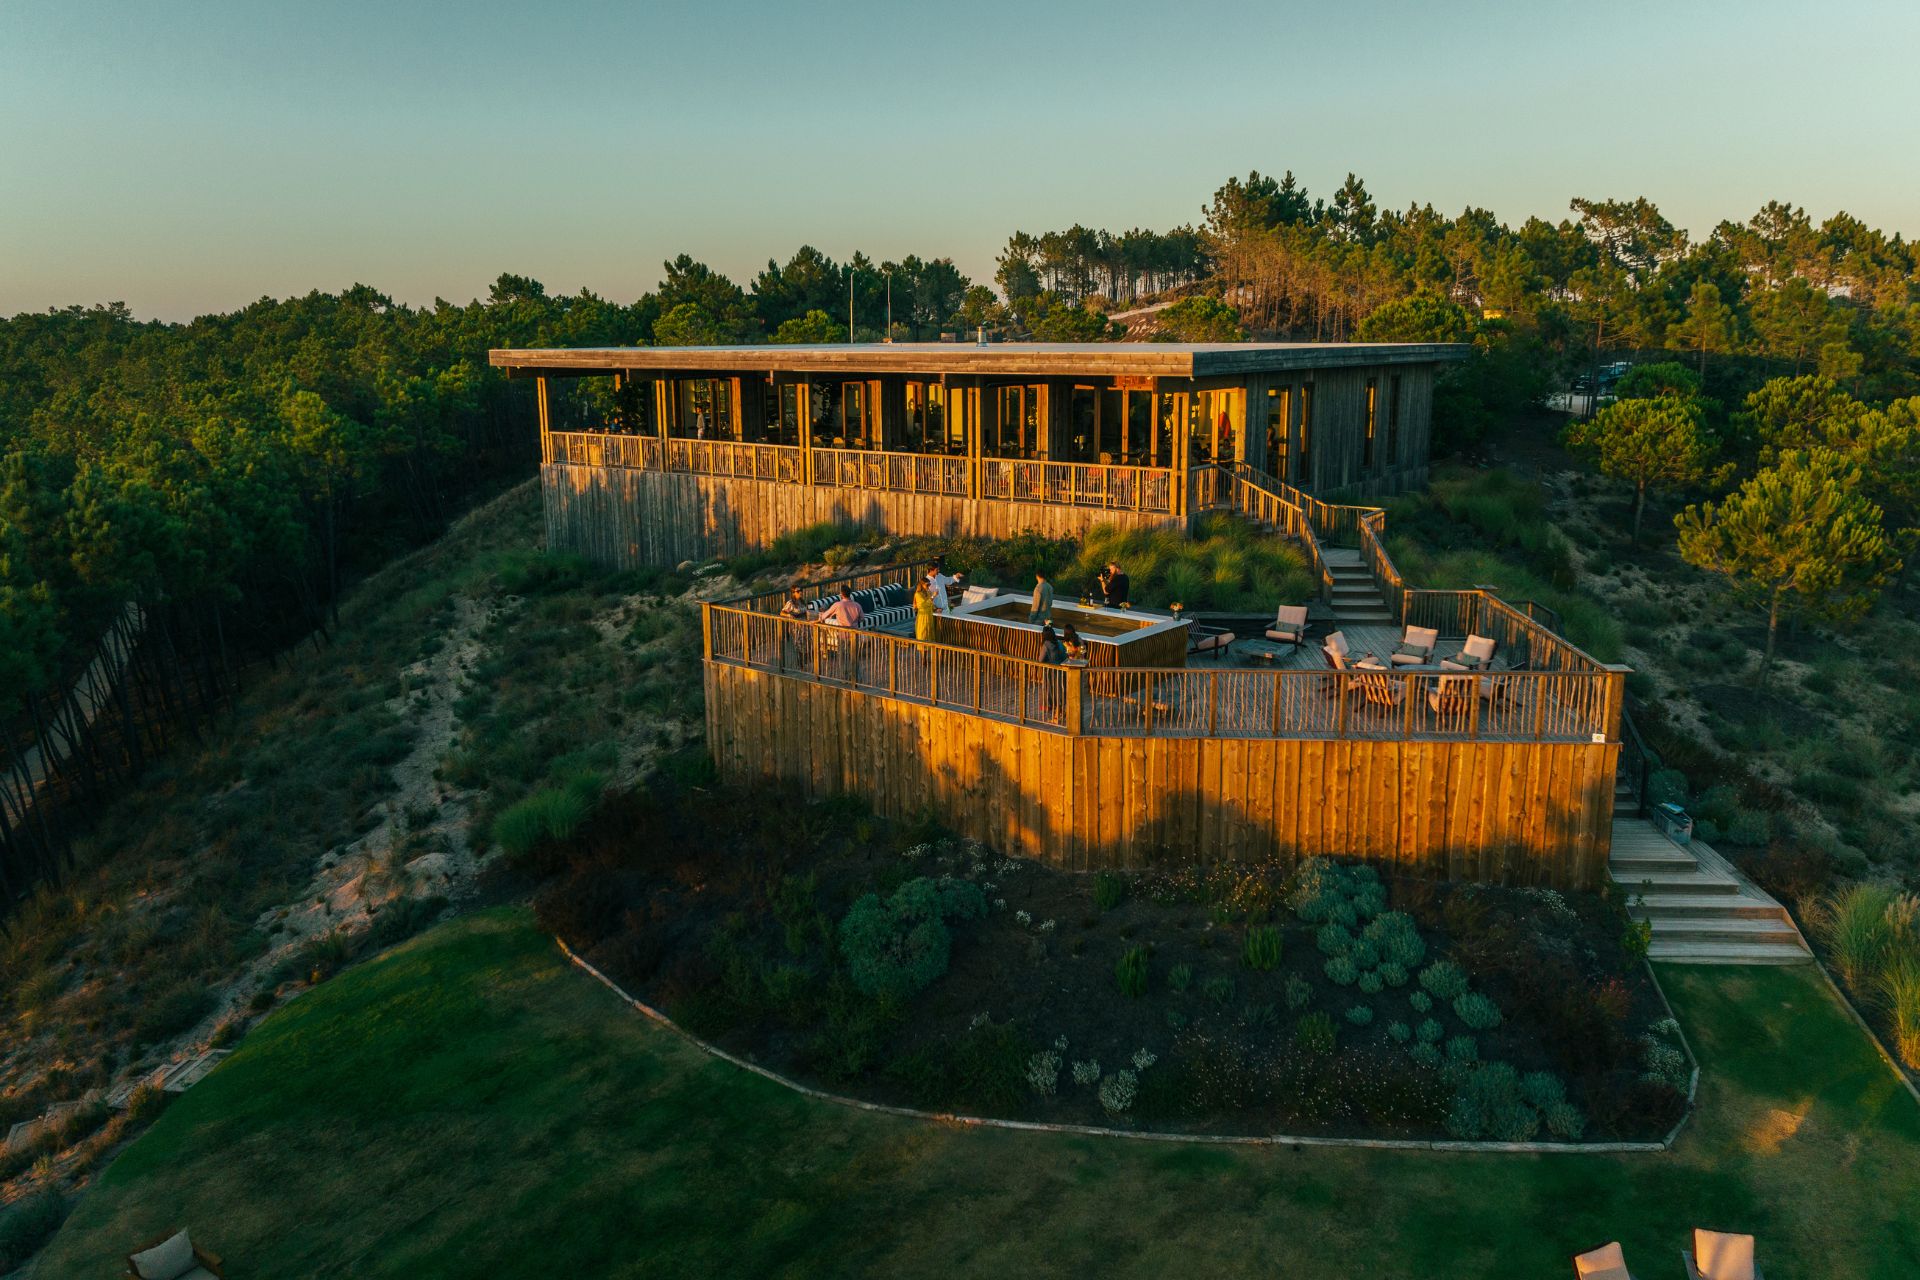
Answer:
1446;1062;1538;1142
1377;961;1409;988
1098;1069;1140;1116
1387;1020;1411;1043
1324;956;1359;986
1026;1050;1062;1097
1408;1042;1442;1069
1349;938;1382;970
1419;960;1469;1001
1243;925;1283;971
1168;962;1194;992
1621;917;1653;966
0;1192;70;1273
1315;922;1354;956
1240;1003;1278;1030
1726;810;1771;846
1345;1004;1374;1026
1358;970;1384;995
1284;973;1313;1011
1416;1018;1444;1044
839;876;985;999
135;981;214;1045
1409;990;1433;1014
1071;1059;1102;1086
1647;769;1688;808
1295;1012;1337;1055
1641;1037;1689;1090
490;769;605;864
1115;946;1150;998
1543;1099;1586;1139
1446;1035;1478;1063
1352;884;1387;919
1093;872;1127;912
1521;1071;1568;1110
1453;992;1503;1030
1203;975;1235;1004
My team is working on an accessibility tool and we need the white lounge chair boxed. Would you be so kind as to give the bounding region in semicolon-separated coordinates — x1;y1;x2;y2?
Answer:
1426;673;1477;719
1442;633;1496;671
1572;1240;1634;1280
1389;625;1439;666
1683;1229;1761;1280
127;1228;224;1279
1266;605;1309;651
958;584;995;606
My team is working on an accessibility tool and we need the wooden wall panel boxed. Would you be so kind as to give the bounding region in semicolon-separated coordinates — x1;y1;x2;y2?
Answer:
544;463;1182;568
705;662;1617;889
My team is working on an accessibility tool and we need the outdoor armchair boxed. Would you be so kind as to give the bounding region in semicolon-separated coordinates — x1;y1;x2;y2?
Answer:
1389;625;1439;666
1188;626;1235;659
127;1228;224;1280
1571;1240;1634;1280
1322;630;1372;671
1266;605;1309;651
1682;1229;1761;1280
1441;633;1497;671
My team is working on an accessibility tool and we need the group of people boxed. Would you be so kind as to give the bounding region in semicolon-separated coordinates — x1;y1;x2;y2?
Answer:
779;555;1132;669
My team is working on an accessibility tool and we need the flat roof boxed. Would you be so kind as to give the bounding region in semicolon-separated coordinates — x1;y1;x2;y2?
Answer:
488;341;1470;379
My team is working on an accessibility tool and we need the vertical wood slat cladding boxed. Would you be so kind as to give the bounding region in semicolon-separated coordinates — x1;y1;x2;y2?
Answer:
543;462;1181;568
705;661;1617;889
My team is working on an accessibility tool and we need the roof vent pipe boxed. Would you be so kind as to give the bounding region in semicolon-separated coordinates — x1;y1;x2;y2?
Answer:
977;325;987;346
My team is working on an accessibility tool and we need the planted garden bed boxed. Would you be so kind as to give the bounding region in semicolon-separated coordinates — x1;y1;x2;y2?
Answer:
531;761;1689;1142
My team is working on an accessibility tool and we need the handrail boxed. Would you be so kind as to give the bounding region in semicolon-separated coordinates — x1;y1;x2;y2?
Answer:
813;447;969;497
703;601;1618;745
547;431;802;483
726;562;930;615
1618;701;1657;818
979;458;1177;513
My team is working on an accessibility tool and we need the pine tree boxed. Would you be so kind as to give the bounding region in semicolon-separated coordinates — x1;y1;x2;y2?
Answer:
1675;449;1897;681
1562;393;1726;542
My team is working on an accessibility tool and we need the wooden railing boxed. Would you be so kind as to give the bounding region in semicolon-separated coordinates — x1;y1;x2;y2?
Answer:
979;459;1177;513
547;431;802;482
812;447;969;497
1222;466;1334;599
703;602;1619;743
732;562;928;615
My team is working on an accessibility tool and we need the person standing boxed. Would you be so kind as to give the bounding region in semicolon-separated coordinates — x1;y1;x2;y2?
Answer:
912;581;936;642
1100;561;1131;608
926;557;958;611
1028;571;1055;624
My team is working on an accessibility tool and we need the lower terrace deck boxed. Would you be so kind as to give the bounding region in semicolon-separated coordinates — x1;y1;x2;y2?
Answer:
703;562;1625;889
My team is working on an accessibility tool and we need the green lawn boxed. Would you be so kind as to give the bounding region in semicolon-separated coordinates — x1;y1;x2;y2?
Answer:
41;910;1920;1279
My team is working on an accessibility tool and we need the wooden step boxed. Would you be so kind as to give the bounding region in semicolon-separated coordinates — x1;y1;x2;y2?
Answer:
1609;849;1700;875
1634;895;1791;921
1641;917;1803;946
1649;940;1812;965
1612;870;1744;896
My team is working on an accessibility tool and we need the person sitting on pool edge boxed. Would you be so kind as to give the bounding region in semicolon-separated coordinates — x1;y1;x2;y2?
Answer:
1037;622;1067;665
1061;622;1088;664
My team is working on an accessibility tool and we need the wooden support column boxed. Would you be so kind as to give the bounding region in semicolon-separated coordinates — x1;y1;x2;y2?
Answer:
799;382;814;484
536;376;551;463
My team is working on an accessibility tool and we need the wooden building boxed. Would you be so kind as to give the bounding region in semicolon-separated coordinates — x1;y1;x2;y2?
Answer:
489;341;1467;568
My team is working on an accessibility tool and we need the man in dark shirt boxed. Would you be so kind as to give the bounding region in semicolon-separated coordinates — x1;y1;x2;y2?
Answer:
1099;562;1131;608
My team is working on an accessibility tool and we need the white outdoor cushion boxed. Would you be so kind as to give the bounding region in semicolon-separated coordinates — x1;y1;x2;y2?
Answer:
180;1270;219;1280
130;1229;197;1280
1574;1240;1630;1280
1695;1229;1755;1280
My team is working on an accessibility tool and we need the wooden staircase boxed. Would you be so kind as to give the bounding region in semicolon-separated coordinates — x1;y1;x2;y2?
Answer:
1322;548;1395;625
1609;819;1809;964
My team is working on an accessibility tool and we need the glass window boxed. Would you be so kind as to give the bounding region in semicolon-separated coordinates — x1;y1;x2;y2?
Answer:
1299;383;1313;485
1266;387;1290;482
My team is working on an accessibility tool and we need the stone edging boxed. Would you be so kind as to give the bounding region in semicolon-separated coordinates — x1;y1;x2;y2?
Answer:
555;935;1678;1156
1642;961;1702;1148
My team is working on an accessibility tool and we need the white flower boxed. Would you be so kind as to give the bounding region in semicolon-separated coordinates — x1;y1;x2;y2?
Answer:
994;898;1007;911
1038;919;1056;934
1131;1048;1157;1072
1015;910;1032;926
1054;1034;1069;1051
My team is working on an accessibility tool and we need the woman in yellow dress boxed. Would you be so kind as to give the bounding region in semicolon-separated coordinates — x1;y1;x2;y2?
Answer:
912;581;936;642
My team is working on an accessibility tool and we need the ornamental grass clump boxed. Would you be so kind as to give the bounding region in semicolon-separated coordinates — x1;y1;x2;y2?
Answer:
1093;872;1127;912
1323;955;1359;986
1446;1062;1539;1142
1408;990;1433;1014
1883;958;1920;1069
1387;1020;1411;1043
1357;971;1384;995
1284;973;1313;1011
1345;1004;1374;1026
1243;925;1282;971
1416;1018;1444;1044
1168;962;1194;992
839;876;987;999
1377;962;1409;988
1295;1012;1336;1055
1806;883;1898;992
1115;945;1150;998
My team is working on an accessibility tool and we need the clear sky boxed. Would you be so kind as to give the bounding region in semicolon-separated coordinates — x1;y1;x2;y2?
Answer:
4;0;1917;321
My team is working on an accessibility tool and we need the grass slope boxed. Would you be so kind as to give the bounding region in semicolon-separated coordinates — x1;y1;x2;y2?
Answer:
40;911;1920;1279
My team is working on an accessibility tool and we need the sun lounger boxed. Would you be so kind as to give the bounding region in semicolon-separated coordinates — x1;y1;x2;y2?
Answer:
1683;1229;1761;1280
1572;1240;1634;1280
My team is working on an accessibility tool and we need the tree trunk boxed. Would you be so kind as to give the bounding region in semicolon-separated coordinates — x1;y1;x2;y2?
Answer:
1631;482;1646;545
1759;591;1782;687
